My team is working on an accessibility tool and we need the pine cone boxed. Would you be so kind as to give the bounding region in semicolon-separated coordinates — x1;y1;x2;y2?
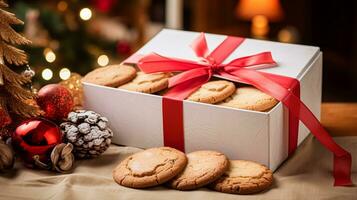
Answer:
51;143;75;173
60;110;113;158
0;140;14;172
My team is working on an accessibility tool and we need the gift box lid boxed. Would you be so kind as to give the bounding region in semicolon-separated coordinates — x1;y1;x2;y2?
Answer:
126;29;320;79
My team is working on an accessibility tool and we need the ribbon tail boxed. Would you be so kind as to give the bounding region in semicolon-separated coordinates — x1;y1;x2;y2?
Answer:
290;92;352;186
226;68;352;186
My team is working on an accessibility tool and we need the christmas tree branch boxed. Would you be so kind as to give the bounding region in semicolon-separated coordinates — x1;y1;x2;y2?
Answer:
0;64;30;86
0;41;28;65
0;0;40;123
0;8;23;25
3;83;36;101
0;1;8;8
0;23;31;45
0;69;3;85
0;94;10;121
7;94;41;117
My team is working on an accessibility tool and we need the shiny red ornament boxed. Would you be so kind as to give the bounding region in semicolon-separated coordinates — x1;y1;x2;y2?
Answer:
11;118;62;167
116;41;131;55
92;0;117;13
37;84;74;120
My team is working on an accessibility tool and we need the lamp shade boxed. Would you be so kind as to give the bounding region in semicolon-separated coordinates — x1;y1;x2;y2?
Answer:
236;0;284;22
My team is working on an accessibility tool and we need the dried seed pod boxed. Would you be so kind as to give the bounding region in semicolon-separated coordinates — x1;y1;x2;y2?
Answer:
51;143;75;173
0;140;15;172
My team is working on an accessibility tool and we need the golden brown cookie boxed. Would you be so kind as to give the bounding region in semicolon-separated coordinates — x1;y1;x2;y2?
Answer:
82;64;136;87
210;160;273;194
169;150;229;190
113;147;187;188
219;87;278;111
118;72;172;94
187;80;236;104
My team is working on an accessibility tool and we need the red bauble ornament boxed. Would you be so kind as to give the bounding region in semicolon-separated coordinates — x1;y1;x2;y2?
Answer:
11;118;62;167
92;0;118;13
116;41;131;56
37;84;74;120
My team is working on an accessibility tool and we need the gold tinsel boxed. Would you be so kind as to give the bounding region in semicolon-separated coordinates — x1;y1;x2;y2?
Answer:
0;0;40;126
59;73;84;109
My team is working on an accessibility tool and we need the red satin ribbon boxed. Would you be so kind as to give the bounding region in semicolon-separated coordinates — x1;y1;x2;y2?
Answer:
137;33;352;186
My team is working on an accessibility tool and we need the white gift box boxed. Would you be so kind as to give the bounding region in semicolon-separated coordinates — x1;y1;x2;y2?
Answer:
83;29;322;171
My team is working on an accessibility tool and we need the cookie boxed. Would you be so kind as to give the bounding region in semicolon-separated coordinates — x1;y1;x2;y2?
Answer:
82;64;136;87
210;160;273;194
118;72;172;94
113;147;187;188
169;150;229;190
219;87;278;111
187;80;236;104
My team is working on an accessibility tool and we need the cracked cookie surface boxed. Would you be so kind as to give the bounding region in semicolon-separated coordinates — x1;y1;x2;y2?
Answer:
210;160;273;194
187;80;236;104
82;64;136;87
113;147;187;188
219;87;278;111
118;72;172;94
169;150;229;190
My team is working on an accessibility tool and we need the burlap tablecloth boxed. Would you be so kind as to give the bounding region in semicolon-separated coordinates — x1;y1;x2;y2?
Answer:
1;135;356;200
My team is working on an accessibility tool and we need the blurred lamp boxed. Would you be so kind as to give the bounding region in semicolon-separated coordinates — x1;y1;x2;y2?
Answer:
236;0;284;38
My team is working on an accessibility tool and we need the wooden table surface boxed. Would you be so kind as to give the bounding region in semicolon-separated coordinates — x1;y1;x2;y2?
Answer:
321;103;357;136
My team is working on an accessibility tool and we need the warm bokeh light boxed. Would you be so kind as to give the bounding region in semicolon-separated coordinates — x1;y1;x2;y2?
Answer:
278;26;299;43
57;1;68;12
251;15;269;38
79;8;92;21
252;15;268;28
236;0;284;22
42;68;53;80
44;48;56;63
97;54;109;66
59;68;71;80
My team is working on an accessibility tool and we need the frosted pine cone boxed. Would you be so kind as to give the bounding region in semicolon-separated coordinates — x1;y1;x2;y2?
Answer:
60;110;113;158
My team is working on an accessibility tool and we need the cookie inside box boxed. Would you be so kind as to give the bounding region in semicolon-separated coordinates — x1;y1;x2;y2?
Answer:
82;64;279;113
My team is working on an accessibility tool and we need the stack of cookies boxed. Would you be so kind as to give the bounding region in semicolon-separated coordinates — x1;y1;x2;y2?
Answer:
82;64;279;112
112;147;273;195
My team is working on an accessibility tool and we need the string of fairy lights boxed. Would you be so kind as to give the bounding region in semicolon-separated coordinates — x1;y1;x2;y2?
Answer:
40;1;110;82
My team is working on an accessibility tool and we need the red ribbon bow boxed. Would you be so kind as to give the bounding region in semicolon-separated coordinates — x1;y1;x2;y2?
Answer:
137;33;352;186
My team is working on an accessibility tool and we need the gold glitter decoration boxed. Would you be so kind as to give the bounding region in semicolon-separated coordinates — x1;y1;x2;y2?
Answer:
59;73;83;109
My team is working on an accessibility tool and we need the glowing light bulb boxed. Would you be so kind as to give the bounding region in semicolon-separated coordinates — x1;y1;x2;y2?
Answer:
42;68;53;80
80;8;92;21
97;55;109;66
59;68;71;80
44;49;56;63
251;15;269;38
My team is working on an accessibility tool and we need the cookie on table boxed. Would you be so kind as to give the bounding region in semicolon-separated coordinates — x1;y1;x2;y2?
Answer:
187;80;236;104
219;87;278;111
118;72;172;94
113;147;187;189
169;150;229;190
81;64;136;87
210;160;273;194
